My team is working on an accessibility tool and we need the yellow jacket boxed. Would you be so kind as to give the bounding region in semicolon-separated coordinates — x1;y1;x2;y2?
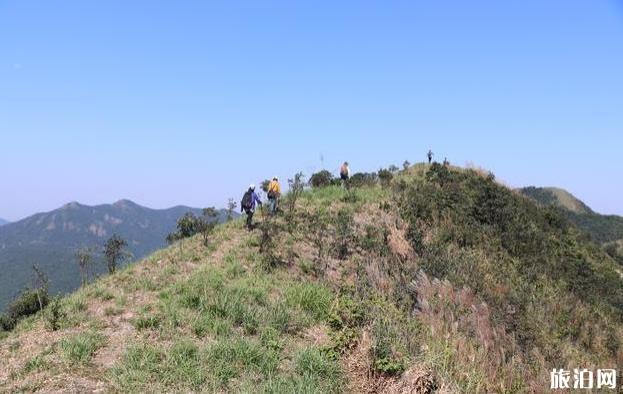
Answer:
268;180;281;197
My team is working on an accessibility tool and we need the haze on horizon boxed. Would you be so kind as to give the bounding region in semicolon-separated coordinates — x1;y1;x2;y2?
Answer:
1;0;622;222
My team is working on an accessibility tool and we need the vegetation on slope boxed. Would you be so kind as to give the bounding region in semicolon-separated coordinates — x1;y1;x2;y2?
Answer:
0;200;232;312
1;163;621;393
520;186;623;245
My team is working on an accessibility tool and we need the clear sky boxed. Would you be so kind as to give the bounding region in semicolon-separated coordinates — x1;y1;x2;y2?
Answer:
1;0;622;221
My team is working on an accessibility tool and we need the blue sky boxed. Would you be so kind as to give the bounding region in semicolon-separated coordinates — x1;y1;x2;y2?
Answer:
1;0;622;221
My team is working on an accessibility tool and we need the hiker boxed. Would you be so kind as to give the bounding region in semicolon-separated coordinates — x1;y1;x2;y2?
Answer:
427;150;433;164
443;157;449;166
240;184;262;230
340;161;350;186
267;176;281;215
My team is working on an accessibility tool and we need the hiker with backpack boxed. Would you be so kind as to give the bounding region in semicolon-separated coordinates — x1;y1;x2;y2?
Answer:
267;176;281;215
240;184;262;230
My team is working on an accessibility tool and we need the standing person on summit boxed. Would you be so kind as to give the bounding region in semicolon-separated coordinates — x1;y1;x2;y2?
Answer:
340;161;350;187
427;150;434;164
240;184;262;230
267;176;281;215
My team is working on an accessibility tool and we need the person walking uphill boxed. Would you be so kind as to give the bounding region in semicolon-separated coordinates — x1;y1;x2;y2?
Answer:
267;176;281;215
241;184;262;230
340;161;350;187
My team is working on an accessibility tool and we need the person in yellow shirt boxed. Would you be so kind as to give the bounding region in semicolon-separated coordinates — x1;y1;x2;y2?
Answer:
267;176;281;215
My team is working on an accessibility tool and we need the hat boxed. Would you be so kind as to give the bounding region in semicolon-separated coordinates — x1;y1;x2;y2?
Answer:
249;184;255;190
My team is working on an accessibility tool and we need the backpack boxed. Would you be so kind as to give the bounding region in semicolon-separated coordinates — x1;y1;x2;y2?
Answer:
241;190;253;210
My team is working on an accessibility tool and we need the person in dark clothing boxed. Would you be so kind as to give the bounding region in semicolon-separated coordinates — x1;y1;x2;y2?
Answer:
240;184;262;230
427;150;433;164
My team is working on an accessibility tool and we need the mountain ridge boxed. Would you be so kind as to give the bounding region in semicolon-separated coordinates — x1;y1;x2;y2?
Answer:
519;186;623;245
0;199;232;312
0;164;621;392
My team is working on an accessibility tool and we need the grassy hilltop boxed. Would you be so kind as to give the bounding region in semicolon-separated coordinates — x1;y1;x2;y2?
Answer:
1;163;621;393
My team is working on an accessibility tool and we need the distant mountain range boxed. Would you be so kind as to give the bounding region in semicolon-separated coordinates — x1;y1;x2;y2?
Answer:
0;218;9;226
0;200;232;311
519;186;623;245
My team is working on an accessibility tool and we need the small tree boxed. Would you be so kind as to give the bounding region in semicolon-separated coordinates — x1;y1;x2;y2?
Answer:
310;170;334;188
261;179;271;193
103;234;129;274
287;172;305;213
402;160;411;170
226;198;237;221
31;264;49;311
167;212;201;243
197;207;219;247
284;172;306;233
45;296;65;331
177;213;199;238
75;246;95;286
378;168;394;186
306;208;331;273
258;216;283;270
388;164;399;173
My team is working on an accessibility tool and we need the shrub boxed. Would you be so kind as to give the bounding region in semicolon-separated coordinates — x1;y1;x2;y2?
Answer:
349;172;378;188
396;164;623;374
45;296;65;331
333;208;355;259
258;217;283;270
261;179;271;193
377;168;394;186
284;172;306;232
197;207;219;247
310;170;334;188
305;208;331;271
370;318;407;376
168;209;219;247
1;288;49;330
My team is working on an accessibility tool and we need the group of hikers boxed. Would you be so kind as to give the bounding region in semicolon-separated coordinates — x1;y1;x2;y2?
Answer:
240;176;282;230
239;152;444;230
240;162;351;230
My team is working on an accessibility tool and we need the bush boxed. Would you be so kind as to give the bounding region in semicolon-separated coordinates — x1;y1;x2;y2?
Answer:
396;164;623;372
377;168;394;186
333;208;355;259
45;296;65;331
1;288;49;330
310;170;334;188
261;179;271;193
370;318;407;376
258;217;283;270
349;172;378;188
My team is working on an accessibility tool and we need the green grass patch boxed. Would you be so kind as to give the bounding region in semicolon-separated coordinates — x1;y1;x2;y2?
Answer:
285;282;333;321
59;331;104;364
